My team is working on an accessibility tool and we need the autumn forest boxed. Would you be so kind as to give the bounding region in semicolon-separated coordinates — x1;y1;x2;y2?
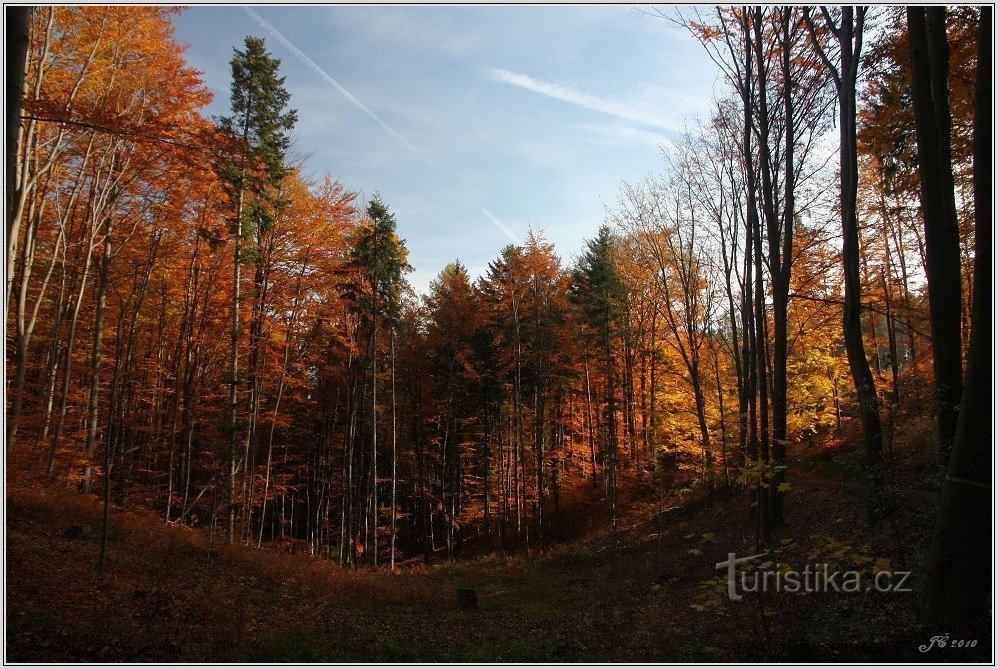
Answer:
5;5;993;663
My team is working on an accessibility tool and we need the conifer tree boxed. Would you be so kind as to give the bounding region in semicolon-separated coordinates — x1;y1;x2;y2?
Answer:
348;194;410;567
217;36;297;544
571;225;626;527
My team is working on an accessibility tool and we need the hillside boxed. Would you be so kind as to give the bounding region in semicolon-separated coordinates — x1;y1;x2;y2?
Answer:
6;430;989;663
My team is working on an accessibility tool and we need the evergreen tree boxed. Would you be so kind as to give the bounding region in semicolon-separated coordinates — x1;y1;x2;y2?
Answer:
570;225;625;527
217;35;297;544
351;195;410;325
348;194;411;567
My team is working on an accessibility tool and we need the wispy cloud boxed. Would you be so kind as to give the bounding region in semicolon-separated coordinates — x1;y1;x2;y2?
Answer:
330;9;485;59
571;123;674;153
488;68;681;133
242;7;522;245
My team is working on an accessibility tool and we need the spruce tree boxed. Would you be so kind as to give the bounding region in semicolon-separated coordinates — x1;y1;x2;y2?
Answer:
570;225;625;527
349;194;410;567
217;36;297;544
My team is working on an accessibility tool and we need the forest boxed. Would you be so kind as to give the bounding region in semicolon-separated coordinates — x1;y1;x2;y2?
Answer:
5;5;992;663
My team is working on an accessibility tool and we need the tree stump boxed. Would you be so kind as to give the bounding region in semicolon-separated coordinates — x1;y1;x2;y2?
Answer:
456;587;478;609
64;524;92;539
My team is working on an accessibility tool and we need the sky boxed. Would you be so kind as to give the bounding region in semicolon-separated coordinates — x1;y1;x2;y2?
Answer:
172;6;723;294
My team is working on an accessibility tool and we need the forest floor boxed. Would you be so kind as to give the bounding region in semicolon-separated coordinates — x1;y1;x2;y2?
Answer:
6;420;992;662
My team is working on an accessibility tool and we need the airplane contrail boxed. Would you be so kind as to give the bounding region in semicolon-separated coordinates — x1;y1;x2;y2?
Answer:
241;7;522;245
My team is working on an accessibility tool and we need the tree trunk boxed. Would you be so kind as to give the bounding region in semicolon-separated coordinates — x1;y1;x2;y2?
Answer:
370;307;378;568
820;7;886;525
6;6;30;313
83;223;112;495
924;5;991;629
389;329;398;570
768;7;797;528
227;183;244;545
907;6;964;462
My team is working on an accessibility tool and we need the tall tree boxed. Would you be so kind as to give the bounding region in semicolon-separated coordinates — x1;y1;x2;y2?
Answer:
571;226;626;528
426;261;480;557
217;35;297;544
906;7;964;460
924;5;991;629
5;6;31;312
348;194;410;567
806;6;885;525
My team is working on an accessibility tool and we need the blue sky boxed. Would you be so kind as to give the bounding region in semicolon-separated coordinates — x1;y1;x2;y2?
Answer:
172;6;722;294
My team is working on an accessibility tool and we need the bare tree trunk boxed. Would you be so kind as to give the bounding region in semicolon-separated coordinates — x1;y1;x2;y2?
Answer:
711;343;730;488
8;208;63;442
5;6;31;312
738;7;768;536
257;313;294;547
389;329;398;570
49;209;97;474
649;311;657;459
83;222;112;495
907;6;964;462
370;309;378;568
807;6;884;525
242;232;274;541
767;7;799;527
534;349;545;551
228;184;243;545
604;337;618;529
924;6;991;629
227;101;253;544
584;354;598;485
482;396;491;552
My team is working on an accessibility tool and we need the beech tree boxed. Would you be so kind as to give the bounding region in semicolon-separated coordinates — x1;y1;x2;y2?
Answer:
805;6;885;525
924;5;991;629
5;5;31;313
906;7;964;461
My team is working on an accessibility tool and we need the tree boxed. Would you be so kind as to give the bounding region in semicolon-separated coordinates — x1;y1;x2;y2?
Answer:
906;7;964;461
216;35;297;544
347;194;411;567
425;261;480;557
571;226;626;527
616;178;718;490
5;5;31;312
754;7;834;526
805;6;885;525
681;7;772;534
924;5;991;630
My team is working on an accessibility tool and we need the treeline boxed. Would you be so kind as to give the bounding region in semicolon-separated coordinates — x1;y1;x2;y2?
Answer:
5;6;989;627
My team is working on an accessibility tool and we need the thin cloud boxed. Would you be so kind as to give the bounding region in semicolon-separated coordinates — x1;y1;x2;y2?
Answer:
489;68;680;133
331;9;485;59
571;123;674;153
241;7;522;245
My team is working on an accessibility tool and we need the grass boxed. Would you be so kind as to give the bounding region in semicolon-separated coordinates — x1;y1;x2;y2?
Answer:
5;431;992;662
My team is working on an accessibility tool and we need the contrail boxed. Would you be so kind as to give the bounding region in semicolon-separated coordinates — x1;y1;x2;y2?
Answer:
241;7;522;245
